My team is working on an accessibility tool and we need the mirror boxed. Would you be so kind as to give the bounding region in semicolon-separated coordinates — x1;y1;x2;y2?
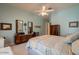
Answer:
16;20;23;33
28;22;33;34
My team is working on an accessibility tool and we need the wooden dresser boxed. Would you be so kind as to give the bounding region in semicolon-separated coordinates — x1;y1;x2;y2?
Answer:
50;25;60;36
15;34;36;44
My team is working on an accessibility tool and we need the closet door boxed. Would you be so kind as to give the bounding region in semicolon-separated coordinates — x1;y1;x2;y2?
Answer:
50;25;60;36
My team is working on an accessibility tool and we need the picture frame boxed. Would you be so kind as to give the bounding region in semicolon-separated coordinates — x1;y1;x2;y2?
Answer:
0;23;12;30
35;25;41;28
69;21;78;27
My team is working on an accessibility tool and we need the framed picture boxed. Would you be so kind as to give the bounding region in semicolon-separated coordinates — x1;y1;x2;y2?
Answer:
0;23;12;30
35;25;41;28
69;21;78;27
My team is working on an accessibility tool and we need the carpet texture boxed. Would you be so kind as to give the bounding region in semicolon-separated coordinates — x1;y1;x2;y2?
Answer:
11;43;28;55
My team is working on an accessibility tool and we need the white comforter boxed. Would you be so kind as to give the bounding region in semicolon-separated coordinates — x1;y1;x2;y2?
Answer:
26;35;72;55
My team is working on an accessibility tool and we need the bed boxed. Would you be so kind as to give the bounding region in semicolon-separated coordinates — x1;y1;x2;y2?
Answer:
26;35;72;55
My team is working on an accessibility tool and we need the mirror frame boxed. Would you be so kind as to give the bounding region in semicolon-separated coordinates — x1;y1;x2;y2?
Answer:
28;21;33;34
16;20;23;33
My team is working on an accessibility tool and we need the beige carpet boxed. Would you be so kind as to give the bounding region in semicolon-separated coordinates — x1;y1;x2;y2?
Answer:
11;43;29;55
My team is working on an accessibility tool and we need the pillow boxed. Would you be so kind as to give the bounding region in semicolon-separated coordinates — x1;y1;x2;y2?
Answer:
72;39;79;55
64;32;79;44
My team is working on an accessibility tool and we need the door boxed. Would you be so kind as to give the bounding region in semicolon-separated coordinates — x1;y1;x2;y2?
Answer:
50;25;60;36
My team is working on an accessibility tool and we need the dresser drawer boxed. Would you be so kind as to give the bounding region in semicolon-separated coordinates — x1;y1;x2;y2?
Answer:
15;34;35;44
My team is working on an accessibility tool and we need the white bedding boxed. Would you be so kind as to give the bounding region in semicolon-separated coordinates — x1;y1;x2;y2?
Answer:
26;35;72;55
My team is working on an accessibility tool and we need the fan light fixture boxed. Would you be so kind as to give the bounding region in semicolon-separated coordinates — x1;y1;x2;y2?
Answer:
36;6;54;16
39;12;48;16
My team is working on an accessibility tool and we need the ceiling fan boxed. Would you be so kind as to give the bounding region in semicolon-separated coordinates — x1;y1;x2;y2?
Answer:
35;6;54;16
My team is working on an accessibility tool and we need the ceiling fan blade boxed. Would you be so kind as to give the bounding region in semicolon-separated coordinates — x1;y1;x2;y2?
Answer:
45;9;54;12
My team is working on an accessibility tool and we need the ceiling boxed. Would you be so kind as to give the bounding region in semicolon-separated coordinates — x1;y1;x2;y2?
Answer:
4;3;79;12
0;3;79;18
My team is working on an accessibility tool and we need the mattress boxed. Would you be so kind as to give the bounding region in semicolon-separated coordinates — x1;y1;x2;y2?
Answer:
26;35;72;55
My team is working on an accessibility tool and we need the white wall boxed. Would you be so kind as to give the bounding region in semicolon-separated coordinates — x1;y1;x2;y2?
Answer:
0;4;45;44
50;5;79;36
